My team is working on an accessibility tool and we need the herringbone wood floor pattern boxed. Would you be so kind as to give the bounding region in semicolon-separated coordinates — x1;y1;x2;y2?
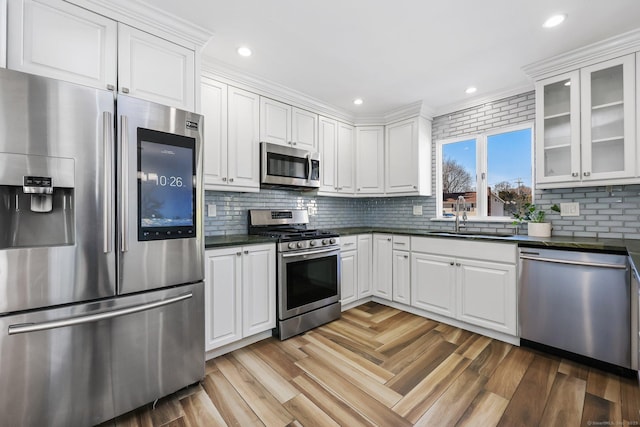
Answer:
102;302;640;427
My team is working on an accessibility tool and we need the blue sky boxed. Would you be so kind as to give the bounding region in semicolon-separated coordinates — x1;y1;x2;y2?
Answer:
443;128;532;190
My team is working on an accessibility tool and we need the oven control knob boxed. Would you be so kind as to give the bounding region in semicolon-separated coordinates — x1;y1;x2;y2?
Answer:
297;242;304;248
330;238;337;244
310;240;317;247
288;242;296;249
322;239;329;245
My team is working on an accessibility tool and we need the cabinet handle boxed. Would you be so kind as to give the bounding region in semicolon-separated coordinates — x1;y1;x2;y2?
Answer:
106;84;115;91
222;177;227;182
236;252;242;256
343;242;355;246
572;172;579;177
583;171;591;177
229;178;234;182
394;242;406;245
122;87;130;94
244;250;249;254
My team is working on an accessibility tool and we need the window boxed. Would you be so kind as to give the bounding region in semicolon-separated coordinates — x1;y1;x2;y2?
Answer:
436;123;533;220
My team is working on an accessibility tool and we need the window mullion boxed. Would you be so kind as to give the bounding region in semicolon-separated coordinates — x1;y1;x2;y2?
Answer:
477;136;488;217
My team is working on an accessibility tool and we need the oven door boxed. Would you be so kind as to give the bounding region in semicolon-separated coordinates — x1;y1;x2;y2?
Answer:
278;246;340;320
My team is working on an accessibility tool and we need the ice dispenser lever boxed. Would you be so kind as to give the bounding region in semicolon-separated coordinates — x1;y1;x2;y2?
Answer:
23;176;53;212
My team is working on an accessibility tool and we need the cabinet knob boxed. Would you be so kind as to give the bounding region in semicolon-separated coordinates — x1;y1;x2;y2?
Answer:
357;188;361;191
222;177;227;182
338;187;343;190
229;178;234;182
456;262;461;267
244;250;249;254
571;172;579;177
292;142;297;146
236;252;242;256
387;238;391;241
404;255;408;259
122;87;130;94
450;261;455;266
583;171;591;177
413;185;417;189
106;84;115;91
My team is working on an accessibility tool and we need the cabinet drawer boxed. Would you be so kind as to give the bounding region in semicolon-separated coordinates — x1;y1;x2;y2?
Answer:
411;237;516;264
340;235;357;250
393;235;410;248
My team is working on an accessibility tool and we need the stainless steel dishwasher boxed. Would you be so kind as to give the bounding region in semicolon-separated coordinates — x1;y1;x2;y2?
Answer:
519;247;631;370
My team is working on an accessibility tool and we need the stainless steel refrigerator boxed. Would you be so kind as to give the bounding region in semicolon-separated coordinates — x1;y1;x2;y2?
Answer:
0;68;205;426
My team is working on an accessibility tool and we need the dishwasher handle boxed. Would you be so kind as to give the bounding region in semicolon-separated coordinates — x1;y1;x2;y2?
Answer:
520;254;627;270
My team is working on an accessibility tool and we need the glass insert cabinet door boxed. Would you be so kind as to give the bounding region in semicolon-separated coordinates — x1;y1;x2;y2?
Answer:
580;55;635;181
535;70;581;185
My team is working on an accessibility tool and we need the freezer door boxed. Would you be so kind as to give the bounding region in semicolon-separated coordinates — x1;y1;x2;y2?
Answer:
117;95;204;294
0;69;116;313
0;282;204;427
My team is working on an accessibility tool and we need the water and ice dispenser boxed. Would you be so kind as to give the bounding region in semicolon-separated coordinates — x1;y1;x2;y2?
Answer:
0;153;75;248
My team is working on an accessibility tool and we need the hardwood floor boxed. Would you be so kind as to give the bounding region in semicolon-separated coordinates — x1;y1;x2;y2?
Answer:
100;302;640;427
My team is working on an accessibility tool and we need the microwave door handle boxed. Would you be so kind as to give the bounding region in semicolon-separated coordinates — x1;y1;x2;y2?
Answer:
103;111;113;254
120;115;129;252
306;154;311;181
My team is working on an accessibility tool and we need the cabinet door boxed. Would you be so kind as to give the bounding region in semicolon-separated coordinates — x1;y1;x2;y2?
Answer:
201;78;228;187
386;118;417;193
7;0;117;89
340;250;357;307
242;244;276;337
292;107;317;150
205;247;242;350
580;55;636;181
337;122;356;194
228;87;260;191
357;234;373;298
118;24;195;111
392;250;410;304
356;126;385;194
260;97;291;146
457;259;516;335
319;116;338;193
535;71;581;186
372;234;392;299
411;253;456;317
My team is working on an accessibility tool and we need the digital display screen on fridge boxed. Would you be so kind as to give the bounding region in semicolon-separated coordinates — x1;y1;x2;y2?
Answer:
137;128;196;241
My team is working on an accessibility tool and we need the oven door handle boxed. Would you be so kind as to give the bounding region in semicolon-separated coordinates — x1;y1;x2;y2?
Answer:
281;247;339;258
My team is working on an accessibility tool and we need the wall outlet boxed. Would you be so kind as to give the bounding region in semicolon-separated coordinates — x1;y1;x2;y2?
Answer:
560;202;579;217
307;206;318;216
207;204;217;217
413;205;423;216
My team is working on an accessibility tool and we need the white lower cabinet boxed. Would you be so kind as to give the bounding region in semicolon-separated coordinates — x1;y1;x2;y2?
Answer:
410;237;517;336
204;243;275;351
372;234;393;300
392;249;410;304
340;234;373;307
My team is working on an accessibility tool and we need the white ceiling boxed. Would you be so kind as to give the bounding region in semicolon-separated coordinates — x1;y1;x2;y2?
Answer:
146;0;640;117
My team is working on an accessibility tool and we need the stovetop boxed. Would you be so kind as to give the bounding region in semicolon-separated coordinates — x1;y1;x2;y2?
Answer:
250;227;339;242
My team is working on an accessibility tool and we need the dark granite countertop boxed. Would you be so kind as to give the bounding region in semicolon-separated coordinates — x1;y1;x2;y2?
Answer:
205;228;640;268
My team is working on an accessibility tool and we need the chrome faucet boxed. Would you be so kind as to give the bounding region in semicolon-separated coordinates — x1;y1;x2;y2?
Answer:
454;195;467;232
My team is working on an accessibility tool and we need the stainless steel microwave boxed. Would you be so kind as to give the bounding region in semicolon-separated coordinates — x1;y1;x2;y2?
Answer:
260;142;320;190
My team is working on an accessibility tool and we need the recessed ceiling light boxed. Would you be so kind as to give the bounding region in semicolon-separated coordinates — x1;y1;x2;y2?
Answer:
237;46;252;57
543;14;567;28
465;87;477;94
353;98;363;105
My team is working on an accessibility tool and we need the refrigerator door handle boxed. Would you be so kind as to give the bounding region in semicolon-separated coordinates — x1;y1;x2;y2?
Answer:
120;115;129;252
103;111;113;254
8;292;193;335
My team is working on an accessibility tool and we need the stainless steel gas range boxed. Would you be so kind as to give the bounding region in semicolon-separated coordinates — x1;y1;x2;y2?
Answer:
249;209;341;339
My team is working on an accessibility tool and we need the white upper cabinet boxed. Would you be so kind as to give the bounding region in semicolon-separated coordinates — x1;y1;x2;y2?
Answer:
385;117;431;196
319;117;354;195
201;78;260;192
356;126;385;195
535;54;636;188
260;97;318;150
7;0;196;111
7;0;117;89
118;24;195;111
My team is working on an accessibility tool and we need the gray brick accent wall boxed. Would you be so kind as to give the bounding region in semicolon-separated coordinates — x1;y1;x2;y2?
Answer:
205;90;640;239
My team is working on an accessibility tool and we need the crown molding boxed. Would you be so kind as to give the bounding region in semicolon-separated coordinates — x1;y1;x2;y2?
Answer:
64;0;213;49
432;84;534;118
202;57;356;123
522;28;640;80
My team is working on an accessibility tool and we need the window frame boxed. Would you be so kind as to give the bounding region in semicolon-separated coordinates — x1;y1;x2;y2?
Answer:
435;122;534;221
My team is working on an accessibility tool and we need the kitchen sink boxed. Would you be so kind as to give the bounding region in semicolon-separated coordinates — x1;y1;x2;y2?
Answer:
427;231;515;238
